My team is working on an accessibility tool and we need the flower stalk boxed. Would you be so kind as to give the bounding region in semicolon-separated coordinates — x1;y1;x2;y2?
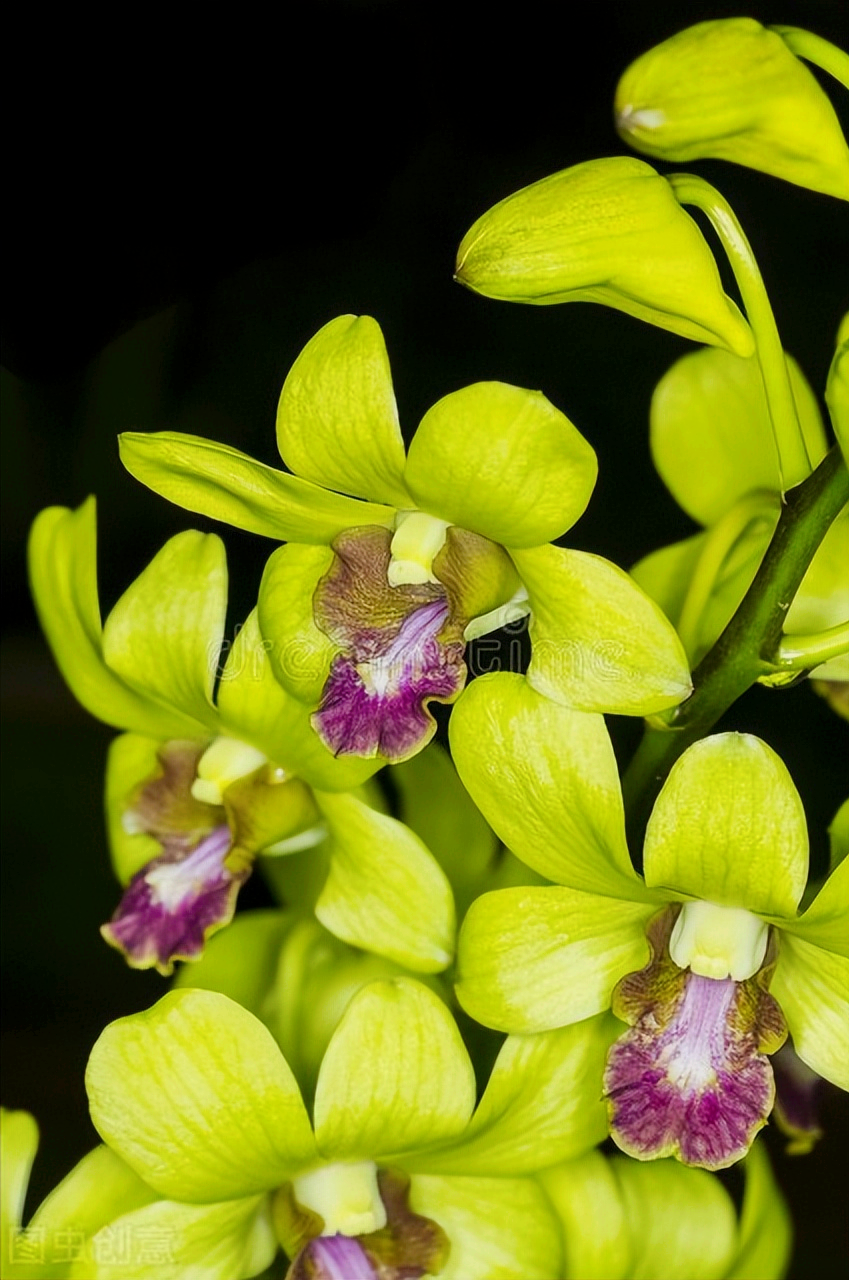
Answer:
668;173;812;488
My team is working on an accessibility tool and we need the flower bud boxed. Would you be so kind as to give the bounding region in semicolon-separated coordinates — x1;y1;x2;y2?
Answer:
456;156;754;355
615;18;849;200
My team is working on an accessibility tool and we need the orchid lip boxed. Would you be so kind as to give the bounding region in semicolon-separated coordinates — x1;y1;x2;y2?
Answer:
101;824;248;975
314;595;465;762
605;908;787;1169
606;969;778;1169
297;1235;377;1280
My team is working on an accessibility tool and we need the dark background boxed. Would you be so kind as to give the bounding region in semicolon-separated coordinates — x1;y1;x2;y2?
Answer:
2;1;847;1273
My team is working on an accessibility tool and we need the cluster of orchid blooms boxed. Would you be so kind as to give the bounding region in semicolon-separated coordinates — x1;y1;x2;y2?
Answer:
4;17;849;1280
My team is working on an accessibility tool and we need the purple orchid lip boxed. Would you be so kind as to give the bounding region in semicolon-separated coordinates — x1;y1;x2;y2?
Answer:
314;595;466;762
310;523;517;764
292;1235;377;1280
101;824;248;976
604;909;786;1170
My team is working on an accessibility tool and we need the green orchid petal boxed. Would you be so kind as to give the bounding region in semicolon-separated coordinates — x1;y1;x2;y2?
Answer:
78;1195;275;1280
456;886;653;1032
771;936;849;1089
276;315;410;508
271;918;424;1102
86;990;316;1201
643;733;809;916
513;544;692;715
217;610;378;791
172;909;293;1017
449;673;648;898
614;18;849;200
1;1108;38;1239
728;1142;793;1280
312;791;456;972
783;857;849;957
119;431;396;542
105;734;168;884
610;1155;738;1280
410;1017;615;1176
404;381;597;547
456;156;754;356
313;978;476;1161
257;542;338;707
30;1144;158;1239
630;532;707;630
539;1153;632;1280
650;347;827;526
392;744;510;919
826;326;848;468
101;531;224;733
28;502;201;740
408;1174;563;1280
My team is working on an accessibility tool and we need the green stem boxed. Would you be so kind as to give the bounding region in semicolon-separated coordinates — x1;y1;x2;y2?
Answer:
770;26;849;89
623;446;849;838
669;174;812;489
775;621;849;670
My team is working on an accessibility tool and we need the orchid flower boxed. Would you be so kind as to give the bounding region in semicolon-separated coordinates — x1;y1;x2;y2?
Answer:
631;344;849;703
81;982;615;1279
117;315;691;767
450;675;848;1169
29;501;456;975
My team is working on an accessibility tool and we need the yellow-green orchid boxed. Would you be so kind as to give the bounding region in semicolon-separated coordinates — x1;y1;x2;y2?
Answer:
81;982;614;1279
29;501;456;976
1;1108;157;1279
455;156;754;355
631;344;849;694
117;314;691;766
450;676;848;1170
543;1141;791;1280
615;18;849;201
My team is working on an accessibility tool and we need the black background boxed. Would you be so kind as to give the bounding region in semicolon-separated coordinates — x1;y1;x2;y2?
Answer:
2;1;848;1273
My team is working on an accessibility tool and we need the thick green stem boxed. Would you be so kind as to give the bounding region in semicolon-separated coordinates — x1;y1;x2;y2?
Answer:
623;446;849;838
771;26;849;89
669;174;811;488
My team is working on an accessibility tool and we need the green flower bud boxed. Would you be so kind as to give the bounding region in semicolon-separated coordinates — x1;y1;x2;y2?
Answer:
455;156;754;355
615;18;849;200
